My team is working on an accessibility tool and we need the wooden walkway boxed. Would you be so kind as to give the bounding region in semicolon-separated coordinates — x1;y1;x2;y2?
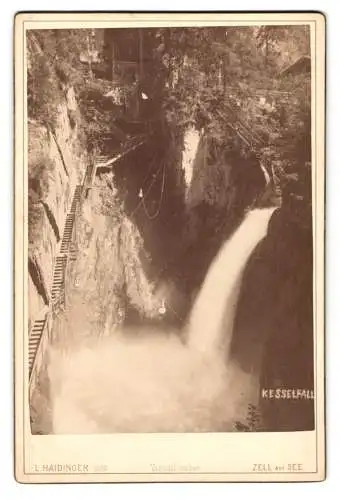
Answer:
29;184;83;381
95;135;147;172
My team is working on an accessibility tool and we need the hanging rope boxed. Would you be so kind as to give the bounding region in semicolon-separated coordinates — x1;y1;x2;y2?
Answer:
138;153;160;191
128;160;164;218
141;162;166;220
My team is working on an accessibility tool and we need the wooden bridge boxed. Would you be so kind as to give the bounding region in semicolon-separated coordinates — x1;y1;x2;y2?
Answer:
95;134;147;173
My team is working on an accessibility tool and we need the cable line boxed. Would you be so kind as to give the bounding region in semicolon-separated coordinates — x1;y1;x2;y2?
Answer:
141;163;166;220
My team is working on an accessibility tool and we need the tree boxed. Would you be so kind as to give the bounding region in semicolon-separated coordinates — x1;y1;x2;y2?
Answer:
156;25;311;214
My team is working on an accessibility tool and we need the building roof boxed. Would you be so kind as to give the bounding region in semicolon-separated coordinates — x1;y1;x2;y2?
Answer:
279;56;311;78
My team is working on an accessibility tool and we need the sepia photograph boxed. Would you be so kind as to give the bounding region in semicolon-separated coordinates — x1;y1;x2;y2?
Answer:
15;12;325;482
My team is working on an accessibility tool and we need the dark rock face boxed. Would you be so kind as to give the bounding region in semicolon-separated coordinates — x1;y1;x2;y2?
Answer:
181;148;268;296
28;255;50;306
231;205;314;431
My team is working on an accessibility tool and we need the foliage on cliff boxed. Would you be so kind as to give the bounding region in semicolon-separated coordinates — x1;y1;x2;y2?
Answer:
27;30;124;152
155;25;311;209
27;31;90;251
29;29;91;85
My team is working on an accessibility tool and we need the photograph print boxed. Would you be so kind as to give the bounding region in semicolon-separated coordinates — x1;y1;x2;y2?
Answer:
26;23;316;436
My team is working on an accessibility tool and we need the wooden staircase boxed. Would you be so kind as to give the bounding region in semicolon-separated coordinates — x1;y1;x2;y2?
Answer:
29;184;84;383
28;313;47;377
60;185;82;255
51;184;82;312
51;255;67;311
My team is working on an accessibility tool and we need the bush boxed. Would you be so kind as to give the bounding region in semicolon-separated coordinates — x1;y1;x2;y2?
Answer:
77;80;125;152
33;29;90;81
27;30;88;128
28;154;56;247
27;53;63;128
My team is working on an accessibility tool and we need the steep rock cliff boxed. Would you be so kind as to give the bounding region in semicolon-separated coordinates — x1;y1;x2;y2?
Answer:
28;91;86;328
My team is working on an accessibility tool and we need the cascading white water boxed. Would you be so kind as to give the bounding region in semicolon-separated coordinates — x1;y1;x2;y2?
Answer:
46;207;277;434
182;126;201;196
187;207;276;356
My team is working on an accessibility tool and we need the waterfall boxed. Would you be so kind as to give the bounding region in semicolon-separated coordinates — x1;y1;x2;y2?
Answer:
187;207;276;356
46;206;277;434
182;126;201;196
